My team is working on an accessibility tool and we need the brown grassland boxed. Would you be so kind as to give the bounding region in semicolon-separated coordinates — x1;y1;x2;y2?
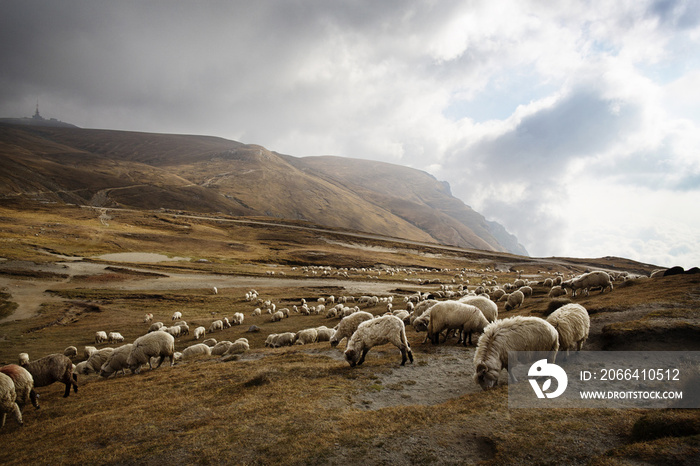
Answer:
0;201;699;465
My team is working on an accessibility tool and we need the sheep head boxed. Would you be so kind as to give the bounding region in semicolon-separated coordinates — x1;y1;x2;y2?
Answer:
474;363;499;390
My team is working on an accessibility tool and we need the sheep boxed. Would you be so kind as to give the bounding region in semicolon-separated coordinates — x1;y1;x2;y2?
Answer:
231;312;244;325
270;311;284;322
427;301;489;346
0;372;22;429
148;322;164;332
99;344;134;378
344;315;413;367
84;348;115;375
329;311;374;348
490;289;506;301
209;320;224;333
222;338;249;357
22;354;78;398
473;316;559;390
458;296;498;322
562;271;613;297
546;303;590;357
172;311;182;321
264;334;278;347
144;313;154;323
181;343;212;359
18;353;29;367
504;290;525;311
315;326;335;342
165;326;182;337
409;300;438;325
74;361;88;377
519;286;533;298
62;346;78;359
270;332;296;348
174;321;189;335
126;331;175;374
251;308;262;317
294;328;318;345
95;331;108;344
548;286;567;298
0;365;39;410
108;332;125;343
211;341;234;356
202;338;217;347
193;326;206;340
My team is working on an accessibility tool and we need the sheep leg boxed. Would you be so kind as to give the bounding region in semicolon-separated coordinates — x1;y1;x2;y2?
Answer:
400;349;408;365
154;356;165;369
357;349;369;366
30;390;40;409
9;403;22;426
63;379;71;397
407;348;414;364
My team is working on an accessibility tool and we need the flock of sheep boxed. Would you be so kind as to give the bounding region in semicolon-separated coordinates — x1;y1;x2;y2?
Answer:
1;268;620;430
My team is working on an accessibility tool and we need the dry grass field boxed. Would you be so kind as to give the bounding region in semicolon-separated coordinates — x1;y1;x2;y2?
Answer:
0;202;699;465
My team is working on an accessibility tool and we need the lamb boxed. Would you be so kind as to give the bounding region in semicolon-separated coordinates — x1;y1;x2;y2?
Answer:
22;354;78;398
344;315;413;367
458;296;498;322
181;343;212;359
490;289;506;301
546;303;590;357
231;312;244;325
0;372;22;429
294;328;318;345
172;311;182;321
63;346;78;358
99;344;134;378
193;326;206;340
0;365;39;410
251;308;262;316
473;316;559;390
108;332;124;343
209;320;224;333
561;271;613;297
504;290;525;311
126;331;175;374
329;311;374;348
427;301;489;346
95;331;108;344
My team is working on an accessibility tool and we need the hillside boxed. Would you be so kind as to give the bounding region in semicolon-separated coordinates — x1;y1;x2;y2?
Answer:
0;122;526;254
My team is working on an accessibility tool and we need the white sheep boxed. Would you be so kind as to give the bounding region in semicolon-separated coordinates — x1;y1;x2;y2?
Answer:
108;332;125;343
329;311;374;348
22;353;78;398
211;341;234;355
231;312;244;325
504;290;525;311
202;338;217;347
18;353;29;367
548;286;567;298
84;347;115;375
99;344;134;378
251;308;262;317
315;326;335;342
546;303;590;357
165;326;182;337
193;326;206;340
174;321;189;335
62;346;78;359
264;334;278;347
222;338;249;357
519;286;533;298
126;332;175;374
344;315;413;367
294;328;318;345
270;332;296;347
458;296;498;322
209;320;224;333
0;364;39;411
473;316;559;390
148;322;164;333
172;311;182;321
0;372;22;429
181;343;212;359
144;313;154;323
427;301;489;346
95;331;108;344
270;311;284;322
562;271;613;297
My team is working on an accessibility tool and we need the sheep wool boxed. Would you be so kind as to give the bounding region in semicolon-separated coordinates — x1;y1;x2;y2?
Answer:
344;315;413;367
23;354;78;398
0;372;22;429
99;344;134;378
458;296;498;322
0;364;39;410
181;343;212;359
546;303;590;356
504;290;525;311
127;332;175;374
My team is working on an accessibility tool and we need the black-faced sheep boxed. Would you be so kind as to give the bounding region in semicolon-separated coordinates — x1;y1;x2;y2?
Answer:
504;290;525;311
546;303;590;357
127;331;175;374
427;301;489;346
473;316;559;390
21;354;78;398
0;365;39;411
344;315;413;367
329;311;374;348
0;372;22;429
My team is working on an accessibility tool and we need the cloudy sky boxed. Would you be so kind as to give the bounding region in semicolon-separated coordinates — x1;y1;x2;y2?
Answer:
2;0;699;268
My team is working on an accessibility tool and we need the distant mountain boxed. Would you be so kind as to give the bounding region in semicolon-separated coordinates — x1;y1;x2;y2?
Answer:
0;123;527;255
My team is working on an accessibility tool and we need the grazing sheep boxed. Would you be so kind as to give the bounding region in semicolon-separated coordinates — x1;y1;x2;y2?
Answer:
490;289;506;301
329;311;374;348
427;301;489;346
174;321;189;335
172;311;182;321
144;313;154;323
99;344;134;378
108;332;124;343
148;322;164;333
504;290;525;311
458;296;498;322
548;286;567;298
193;326;206;340
0;372;22;429
84;348;115;375
562;271;613;297
473;316;559;390
344;315;413;367
409;300;438;325
165;326;182;337
95;331;108;344
231;312;244;325
0;365;39;410
18;353;29;367
74;361;88;377
63;346;78;358
209;320;224;333
127;332;175;374
181;343;212;359
270;311;284;322
211;341;234;356
270;332;296;348
202;338;217;347
546;303;590;357
519;286;533;298
315;326;335;342
294;328;318;345
22;354;78;398
251;308;262;316
264;334;278;347
222;338;249;357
